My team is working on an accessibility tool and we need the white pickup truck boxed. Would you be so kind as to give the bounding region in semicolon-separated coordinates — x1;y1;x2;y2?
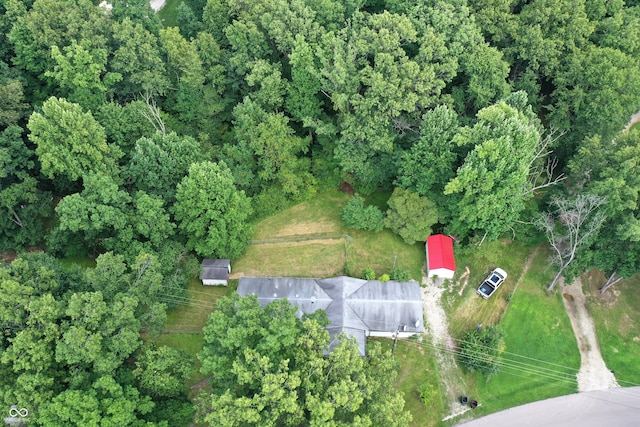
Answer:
477;268;507;299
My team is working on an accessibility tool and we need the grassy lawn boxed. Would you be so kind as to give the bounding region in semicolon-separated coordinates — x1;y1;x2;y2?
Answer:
374;338;445;427
154;190;611;427
445;240;532;338
235;190;426;281
157;0;179;27
445;246;581;421
164;278;232;332
586;273;640;386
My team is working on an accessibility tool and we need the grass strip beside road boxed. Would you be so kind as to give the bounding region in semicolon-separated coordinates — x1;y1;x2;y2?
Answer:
587;272;640;386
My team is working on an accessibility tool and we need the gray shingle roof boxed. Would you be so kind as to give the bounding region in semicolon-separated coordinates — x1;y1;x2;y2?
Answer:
237;276;424;355
200;259;230;281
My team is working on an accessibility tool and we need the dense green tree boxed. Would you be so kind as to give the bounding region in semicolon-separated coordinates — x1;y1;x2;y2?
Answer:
568;129;640;292
341;194;385;232
8;0;109;82
125;132;203;203
109;0;162;34
384;187;438;244
321;11;452;191
0;125;52;250
202;0;231;46
37;376;158;426
159;26;209;132
132;192;176;247
285;35;323;124
134;343;194;398
111;18;170;97
458;326;505;376
0;176;52;250
46;41;121;111
512;0;594;74
55;291;141;375
397;105;460;217
55;172;131;254
593;5;640;57
0;252;176;426
174;161;253;258
27;97;122;181
160;27;205;90
176;1;202;39
0;65;29;127
197;294;411;426
231;98;315;200
394;0;509;112
550;46;640;150
445;95;543;241
94;100;155;160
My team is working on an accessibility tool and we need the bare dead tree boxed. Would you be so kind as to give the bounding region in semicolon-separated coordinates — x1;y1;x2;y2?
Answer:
523;129;566;197
140;91;166;135
391;117;419;137
600;271;624;294
536;194;607;291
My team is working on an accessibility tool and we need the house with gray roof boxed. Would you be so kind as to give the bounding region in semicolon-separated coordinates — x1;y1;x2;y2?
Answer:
237;276;424;355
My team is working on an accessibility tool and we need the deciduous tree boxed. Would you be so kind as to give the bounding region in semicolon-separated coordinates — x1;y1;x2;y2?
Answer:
125;132;203;203
197;294;411;426
134;343;194;398
175;161;253;258
0;125;52;250
535;194;607;291
47;41;121;111
384;187;438;244
27;98;121;181
397;105;460;216
341;194;385;232
445;94;543;241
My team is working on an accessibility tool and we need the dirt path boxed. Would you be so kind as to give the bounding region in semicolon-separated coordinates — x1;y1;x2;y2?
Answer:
560;278;619;392
421;277;470;419
150;0;165;12
421;248;541;420
623;109;640;133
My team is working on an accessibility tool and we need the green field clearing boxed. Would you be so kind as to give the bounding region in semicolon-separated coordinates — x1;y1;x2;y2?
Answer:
444;246;581;421
157;190;638;426
157;0;179;27
377;339;446;427
164;278;232;332
236;190;426;281
445;240;532;338
587;273;640;386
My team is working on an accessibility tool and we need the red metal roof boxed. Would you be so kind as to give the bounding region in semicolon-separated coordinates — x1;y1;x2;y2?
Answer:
426;234;455;271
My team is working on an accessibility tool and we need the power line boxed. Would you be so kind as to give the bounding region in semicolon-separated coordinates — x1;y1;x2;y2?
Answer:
398;337;640;391
398;338;579;389
150;290;640;389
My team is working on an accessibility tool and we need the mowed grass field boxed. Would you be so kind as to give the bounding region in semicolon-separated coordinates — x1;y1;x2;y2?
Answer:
587;273;640;386
376;338;446;427
155;189;639;426
233;190;426;280
441;243;581;422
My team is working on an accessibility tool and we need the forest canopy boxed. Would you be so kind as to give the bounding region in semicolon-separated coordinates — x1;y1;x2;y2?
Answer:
2;0;640;423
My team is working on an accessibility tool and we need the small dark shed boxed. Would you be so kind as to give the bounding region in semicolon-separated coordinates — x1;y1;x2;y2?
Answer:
200;259;231;286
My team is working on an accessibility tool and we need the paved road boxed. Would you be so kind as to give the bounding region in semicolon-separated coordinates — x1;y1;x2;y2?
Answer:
456;387;640;427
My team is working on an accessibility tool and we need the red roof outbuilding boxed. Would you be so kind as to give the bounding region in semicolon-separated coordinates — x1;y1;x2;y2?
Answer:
426;234;456;279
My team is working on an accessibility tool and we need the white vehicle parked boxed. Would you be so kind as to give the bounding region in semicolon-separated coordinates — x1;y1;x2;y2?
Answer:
477;268;507;299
